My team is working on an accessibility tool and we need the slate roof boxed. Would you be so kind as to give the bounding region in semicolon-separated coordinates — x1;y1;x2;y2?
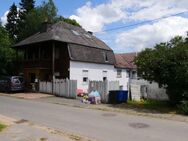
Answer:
69;44;115;65
14;21;112;51
115;53;137;69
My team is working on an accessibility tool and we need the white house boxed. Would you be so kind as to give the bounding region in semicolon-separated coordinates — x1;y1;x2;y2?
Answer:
14;21;134;92
69;61;129;92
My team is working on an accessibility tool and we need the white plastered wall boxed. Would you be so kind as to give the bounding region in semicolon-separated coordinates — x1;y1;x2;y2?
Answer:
69;61;129;92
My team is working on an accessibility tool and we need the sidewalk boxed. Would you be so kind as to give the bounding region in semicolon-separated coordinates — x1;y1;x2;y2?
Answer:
0;123;73;141
0;115;95;141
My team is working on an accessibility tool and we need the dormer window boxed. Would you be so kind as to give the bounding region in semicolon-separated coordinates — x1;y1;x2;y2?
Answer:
103;52;108;62
71;30;80;36
84;33;92;38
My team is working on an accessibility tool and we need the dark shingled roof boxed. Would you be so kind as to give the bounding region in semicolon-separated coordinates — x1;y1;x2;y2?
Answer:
115;52;137;69
14;21;112;51
69;44;115;65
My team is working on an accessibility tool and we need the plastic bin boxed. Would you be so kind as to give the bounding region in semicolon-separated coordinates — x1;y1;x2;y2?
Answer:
108;90;128;104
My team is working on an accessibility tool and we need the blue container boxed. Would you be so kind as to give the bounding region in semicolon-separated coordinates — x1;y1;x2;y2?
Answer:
116;90;128;103
109;90;128;104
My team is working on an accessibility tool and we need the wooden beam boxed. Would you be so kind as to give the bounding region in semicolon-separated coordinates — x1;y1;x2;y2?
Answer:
52;42;55;95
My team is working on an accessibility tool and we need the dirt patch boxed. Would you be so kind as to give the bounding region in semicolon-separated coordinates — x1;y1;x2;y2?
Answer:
31;124;98;141
15;119;29;124
40;137;48;141
129;122;150;129
0;115;16;125
0;92;53;99
101;113;117;117
0;115;98;141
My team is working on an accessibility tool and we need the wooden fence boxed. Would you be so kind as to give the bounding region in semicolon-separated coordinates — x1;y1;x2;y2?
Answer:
129;79;168;101
88;81;119;103
39;79;77;99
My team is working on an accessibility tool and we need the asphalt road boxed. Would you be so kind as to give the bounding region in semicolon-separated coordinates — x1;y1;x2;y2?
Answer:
0;96;188;141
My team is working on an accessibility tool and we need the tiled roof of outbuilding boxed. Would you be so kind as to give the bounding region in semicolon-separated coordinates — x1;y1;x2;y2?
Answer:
115;52;137;69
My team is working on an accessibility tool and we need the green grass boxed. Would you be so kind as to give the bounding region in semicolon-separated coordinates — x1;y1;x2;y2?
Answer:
125;99;178;113
0;123;7;132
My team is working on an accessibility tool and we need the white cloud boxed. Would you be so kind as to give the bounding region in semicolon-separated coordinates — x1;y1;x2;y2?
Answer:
115;16;188;52
70;1;126;32
70;0;188;32
0;11;9;26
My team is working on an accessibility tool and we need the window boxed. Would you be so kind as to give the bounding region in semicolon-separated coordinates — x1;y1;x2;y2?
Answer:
126;70;130;78
103;52;108;62
71;30;80;36
103;77;107;81
83;77;88;83
117;69;122;78
102;71;107;81
84;33;91;38
82;70;89;84
132;71;137;79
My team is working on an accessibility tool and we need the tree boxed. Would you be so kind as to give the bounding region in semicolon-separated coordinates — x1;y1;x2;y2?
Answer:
40;0;57;23
16;0;57;40
17;8;45;40
16;0;81;41
0;26;22;75
54;16;81;27
135;36;188;104
0;26;11;48
17;0;35;42
19;0;35;13
5;3;18;42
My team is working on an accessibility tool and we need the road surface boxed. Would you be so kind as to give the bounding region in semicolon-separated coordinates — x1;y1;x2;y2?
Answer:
0;96;187;141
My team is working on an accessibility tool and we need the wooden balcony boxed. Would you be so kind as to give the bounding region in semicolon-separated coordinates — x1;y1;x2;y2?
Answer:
23;59;52;69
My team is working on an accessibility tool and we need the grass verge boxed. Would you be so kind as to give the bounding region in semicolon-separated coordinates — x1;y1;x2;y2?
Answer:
0;123;7;132
113;99;178;114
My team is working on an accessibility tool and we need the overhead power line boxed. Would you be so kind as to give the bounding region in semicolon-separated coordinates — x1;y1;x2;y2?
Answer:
95;10;188;34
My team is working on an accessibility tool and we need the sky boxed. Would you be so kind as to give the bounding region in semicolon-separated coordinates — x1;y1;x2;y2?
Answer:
1;0;188;53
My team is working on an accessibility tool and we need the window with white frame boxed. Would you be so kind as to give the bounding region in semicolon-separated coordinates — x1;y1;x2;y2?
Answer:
117;69;122;78
82;70;89;84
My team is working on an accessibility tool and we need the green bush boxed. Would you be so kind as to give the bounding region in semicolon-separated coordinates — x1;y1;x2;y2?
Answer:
178;101;188;115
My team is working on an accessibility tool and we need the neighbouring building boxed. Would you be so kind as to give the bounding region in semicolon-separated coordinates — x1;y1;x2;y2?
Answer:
114;53;138;79
14;21;136;92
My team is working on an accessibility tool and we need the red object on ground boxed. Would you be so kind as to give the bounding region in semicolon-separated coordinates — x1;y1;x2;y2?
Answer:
76;89;84;96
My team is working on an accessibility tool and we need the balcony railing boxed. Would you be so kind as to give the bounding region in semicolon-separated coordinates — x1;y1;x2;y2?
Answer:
23;59;52;69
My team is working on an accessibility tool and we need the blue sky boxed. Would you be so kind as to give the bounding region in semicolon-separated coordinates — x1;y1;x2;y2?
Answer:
1;0;188;53
0;0;89;17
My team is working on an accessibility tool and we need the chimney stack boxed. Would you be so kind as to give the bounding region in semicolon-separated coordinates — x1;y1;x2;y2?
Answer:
87;31;93;35
41;19;50;33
